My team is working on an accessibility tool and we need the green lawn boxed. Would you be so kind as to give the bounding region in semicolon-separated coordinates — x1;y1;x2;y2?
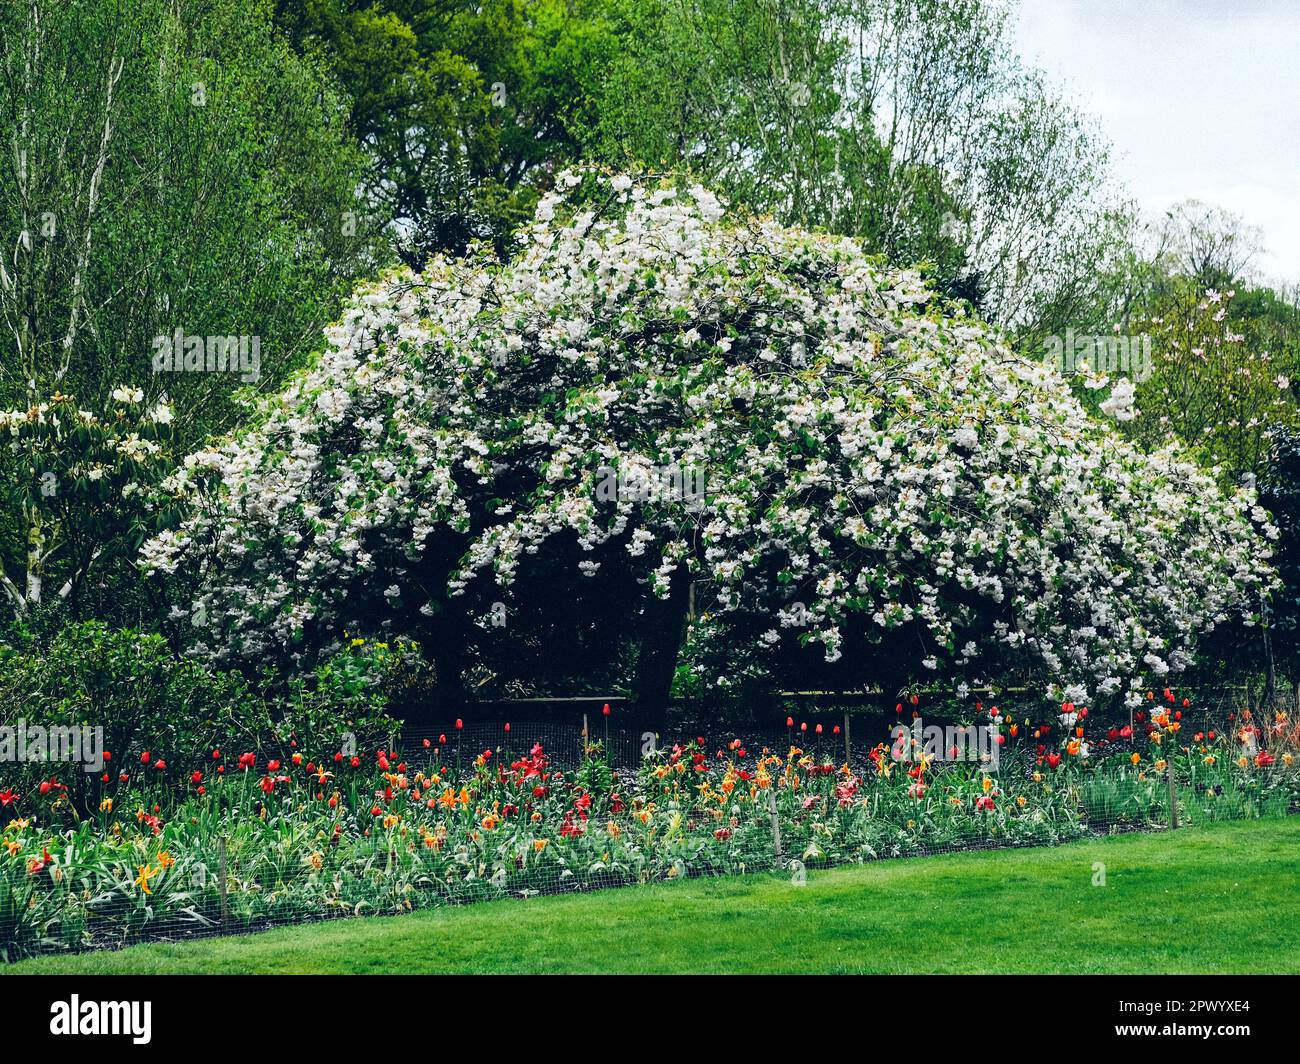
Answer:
5;818;1298;974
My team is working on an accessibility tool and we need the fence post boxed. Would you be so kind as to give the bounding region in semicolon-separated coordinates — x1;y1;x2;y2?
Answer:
1167;767;1179;830
843;710;851;765
218;836;230;933
766;787;782;865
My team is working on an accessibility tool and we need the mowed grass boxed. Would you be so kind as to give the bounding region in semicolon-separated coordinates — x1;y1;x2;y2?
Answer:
5;818;1298;974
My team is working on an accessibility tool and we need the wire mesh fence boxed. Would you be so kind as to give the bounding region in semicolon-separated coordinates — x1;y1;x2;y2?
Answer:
2;701;1298;964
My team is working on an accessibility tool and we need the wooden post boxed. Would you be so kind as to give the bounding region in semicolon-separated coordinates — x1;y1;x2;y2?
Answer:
843;710;851;765
1167;766;1179;830
581;713;589;759
766;787;782;863
218;836;230;933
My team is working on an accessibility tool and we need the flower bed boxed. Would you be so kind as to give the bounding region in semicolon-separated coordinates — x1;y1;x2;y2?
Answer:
2;693;1296;961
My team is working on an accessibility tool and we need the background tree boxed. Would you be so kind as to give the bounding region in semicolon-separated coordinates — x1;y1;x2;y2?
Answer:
1155;199;1264;290
272;0;1130;339
0;0;377;626
273;0;616;265
1122;285;1297;481
581;0;1126;334
1260;428;1300;693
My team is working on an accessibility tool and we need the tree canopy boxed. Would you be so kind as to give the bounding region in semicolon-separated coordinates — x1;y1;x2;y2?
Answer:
142;170;1274;710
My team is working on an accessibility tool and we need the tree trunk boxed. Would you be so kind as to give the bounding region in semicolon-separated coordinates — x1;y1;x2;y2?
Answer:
631;570;691;735
25;508;45;607
425;612;468;716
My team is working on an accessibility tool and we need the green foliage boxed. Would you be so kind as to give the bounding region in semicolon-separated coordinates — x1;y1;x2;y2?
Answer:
0;622;406;818
0;391;179;623
0;0;379;624
0;621;268;815
0;0;377;440
274;0;612;263
271;0;1125;336
1127;282;1299;480
274;637;426;757
579;0;1124;331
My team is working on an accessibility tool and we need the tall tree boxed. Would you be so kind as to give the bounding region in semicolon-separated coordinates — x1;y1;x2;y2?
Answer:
581;0;1125;333
273;0;617;265
0;0;376;623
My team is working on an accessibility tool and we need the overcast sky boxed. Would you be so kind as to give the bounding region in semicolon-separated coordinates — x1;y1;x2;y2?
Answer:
1012;0;1300;286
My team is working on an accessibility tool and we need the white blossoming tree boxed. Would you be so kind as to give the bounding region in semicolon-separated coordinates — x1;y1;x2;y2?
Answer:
1;389;175;618
141;169;1275;716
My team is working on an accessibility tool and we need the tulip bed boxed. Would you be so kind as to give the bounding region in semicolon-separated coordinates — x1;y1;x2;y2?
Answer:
2;694;1297;962
8;818;1298;975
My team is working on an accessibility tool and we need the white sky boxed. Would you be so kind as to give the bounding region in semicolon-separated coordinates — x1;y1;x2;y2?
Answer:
1013;0;1300;286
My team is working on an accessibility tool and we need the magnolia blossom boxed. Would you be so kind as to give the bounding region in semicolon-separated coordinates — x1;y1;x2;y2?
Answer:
141;169;1275;700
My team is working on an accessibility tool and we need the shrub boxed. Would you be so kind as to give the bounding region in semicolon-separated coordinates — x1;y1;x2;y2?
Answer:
0;623;405;817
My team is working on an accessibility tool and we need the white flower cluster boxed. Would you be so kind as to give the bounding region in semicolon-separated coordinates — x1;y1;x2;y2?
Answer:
140;169;1275;698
